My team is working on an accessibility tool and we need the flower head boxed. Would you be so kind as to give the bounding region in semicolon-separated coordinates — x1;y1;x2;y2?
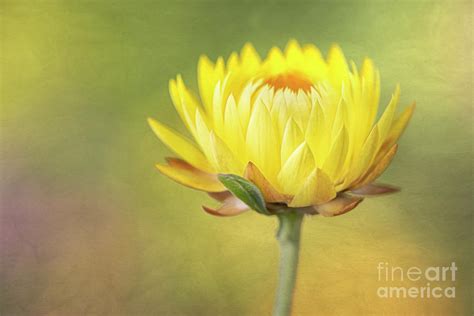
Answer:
149;40;414;216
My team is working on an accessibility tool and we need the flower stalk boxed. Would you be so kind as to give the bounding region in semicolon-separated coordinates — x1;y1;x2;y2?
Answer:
274;211;304;316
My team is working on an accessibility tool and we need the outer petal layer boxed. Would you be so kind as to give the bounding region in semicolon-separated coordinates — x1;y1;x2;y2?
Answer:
353;144;398;188
289;168;336;207
156;158;225;192
244;162;291;203
350;183;400;196
202;195;249;217
314;194;363;217
148;118;212;172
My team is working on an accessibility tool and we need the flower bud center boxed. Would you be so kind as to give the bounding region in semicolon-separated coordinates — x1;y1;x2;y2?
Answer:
264;72;313;92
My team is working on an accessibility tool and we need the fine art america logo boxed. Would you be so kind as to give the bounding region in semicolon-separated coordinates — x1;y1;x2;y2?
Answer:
377;262;457;298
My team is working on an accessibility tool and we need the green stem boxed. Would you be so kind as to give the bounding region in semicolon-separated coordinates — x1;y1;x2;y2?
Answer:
273;211;304;316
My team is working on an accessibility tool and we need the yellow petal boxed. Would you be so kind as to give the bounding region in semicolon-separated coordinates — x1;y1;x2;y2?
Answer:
289;168;336;207
278;142;314;194
384;102;416;148
331;98;347;137
240;42;261;70
246;102;280;185
244;162;291;203
327;44;349;88
306;101;328;165
353;144;398;188
148;118;212;172
224;95;245;157
197;55;214;112
226;52;240;72
198;55;225;114
360;58;375;82
322;126;349;181
314;194;363;217
212;80;225;133
169;77;200;133
265;46;286;74
237;81;259;132
194;110;212;153
270;91;291;137
209;131;244;174
377;85;400;142
169;78;182;114
156;158;225;192
285;39;304;69
302;44;328;81
354;126;380;175
360;58;380;124
280;118;304;165
340;126;380;189
292;90;312;130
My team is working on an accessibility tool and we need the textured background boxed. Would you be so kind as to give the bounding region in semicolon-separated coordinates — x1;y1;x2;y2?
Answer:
1;0;472;315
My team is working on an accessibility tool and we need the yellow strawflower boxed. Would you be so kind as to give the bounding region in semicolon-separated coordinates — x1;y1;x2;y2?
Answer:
148;40;414;217
149;40;415;316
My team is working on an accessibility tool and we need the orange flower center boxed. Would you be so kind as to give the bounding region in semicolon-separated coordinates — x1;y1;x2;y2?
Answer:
264;72;313;92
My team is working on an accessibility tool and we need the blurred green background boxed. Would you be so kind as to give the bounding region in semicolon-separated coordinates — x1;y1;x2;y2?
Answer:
1;0;472;315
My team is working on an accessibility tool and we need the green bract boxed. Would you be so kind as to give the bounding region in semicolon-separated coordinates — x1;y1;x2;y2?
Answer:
217;174;270;215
